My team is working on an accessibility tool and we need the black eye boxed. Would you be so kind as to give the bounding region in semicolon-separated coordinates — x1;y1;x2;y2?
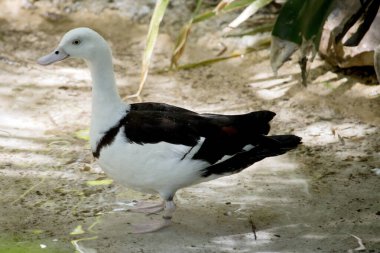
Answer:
72;40;81;45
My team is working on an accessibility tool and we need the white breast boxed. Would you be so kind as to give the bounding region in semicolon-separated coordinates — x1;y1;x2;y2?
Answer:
97;127;209;197
89;103;130;152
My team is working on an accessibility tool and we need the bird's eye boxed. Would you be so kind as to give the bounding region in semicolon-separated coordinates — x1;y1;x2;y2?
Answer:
72;40;81;45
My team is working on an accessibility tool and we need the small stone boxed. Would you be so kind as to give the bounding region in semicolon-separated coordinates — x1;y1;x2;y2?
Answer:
81;165;91;172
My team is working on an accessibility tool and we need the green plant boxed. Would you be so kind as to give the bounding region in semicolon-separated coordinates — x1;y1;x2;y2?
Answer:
271;0;380;85
171;0;273;68
125;0;170;99
127;0;273;98
270;0;334;86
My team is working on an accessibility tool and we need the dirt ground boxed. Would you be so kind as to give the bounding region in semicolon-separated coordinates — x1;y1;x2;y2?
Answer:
0;1;379;252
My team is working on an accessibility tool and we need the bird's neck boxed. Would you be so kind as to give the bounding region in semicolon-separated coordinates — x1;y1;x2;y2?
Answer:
87;49;129;146
88;53;123;111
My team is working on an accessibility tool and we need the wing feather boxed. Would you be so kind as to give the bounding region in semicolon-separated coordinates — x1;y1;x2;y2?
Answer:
124;103;276;164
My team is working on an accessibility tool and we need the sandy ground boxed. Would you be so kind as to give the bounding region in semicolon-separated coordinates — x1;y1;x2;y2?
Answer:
0;1;379;252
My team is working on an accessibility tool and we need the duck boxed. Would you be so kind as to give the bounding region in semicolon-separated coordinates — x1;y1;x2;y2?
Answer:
37;27;302;233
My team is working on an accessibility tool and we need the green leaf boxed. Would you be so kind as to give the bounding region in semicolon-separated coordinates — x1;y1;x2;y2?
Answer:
214;0;238;13
126;0;170;98
74;129;90;141
176;37;270;70
70;225;85;235
176;53;243;70
226;0;272;30
170;0;203;68
172;0;271;68
226;22;273;37
272;0;334;46
223;0;261;12
193;0;258;23
270;0;334;76
27;229;44;235
86;179;113;186
171;20;193;68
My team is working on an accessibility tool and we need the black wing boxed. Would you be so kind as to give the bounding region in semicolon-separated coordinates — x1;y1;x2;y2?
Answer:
122;102;277;164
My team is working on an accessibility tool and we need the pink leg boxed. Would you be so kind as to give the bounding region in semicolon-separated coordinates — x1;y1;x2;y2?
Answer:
132;200;176;233
127;201;164;214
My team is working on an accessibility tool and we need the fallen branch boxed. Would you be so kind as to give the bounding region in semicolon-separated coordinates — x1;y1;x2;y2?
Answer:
11;177;46;205
249;216;257;240
347;233;366;252
0;129;11;136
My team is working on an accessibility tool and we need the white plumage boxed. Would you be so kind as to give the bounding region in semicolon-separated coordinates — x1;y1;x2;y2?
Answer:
98;131;209;197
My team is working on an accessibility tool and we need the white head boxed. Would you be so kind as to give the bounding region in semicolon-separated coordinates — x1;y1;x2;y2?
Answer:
38;27;110;65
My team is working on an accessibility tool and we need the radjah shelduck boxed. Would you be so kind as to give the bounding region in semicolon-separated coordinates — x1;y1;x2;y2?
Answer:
38;27;302;233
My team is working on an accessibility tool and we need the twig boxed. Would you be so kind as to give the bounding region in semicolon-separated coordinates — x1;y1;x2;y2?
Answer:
348;233;366;251
11;176;46;205
71;236;98;253
88;216;102;234
216;42;228;57
299;56;308;87
331;127;345;145
48;113;59;127
0;129;11;136
249;216;257;240
124;93;143;102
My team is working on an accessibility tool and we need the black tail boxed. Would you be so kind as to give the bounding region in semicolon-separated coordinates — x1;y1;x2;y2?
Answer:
251;110;276;122
238;110;276;135
260;134;302;151
201;134;302;177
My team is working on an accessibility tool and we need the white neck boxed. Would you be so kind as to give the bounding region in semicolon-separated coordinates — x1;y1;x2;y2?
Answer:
86;46;129;149
88;51;123;111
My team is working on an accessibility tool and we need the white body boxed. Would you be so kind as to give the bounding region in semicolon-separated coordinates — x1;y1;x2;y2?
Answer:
96;129;209;197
